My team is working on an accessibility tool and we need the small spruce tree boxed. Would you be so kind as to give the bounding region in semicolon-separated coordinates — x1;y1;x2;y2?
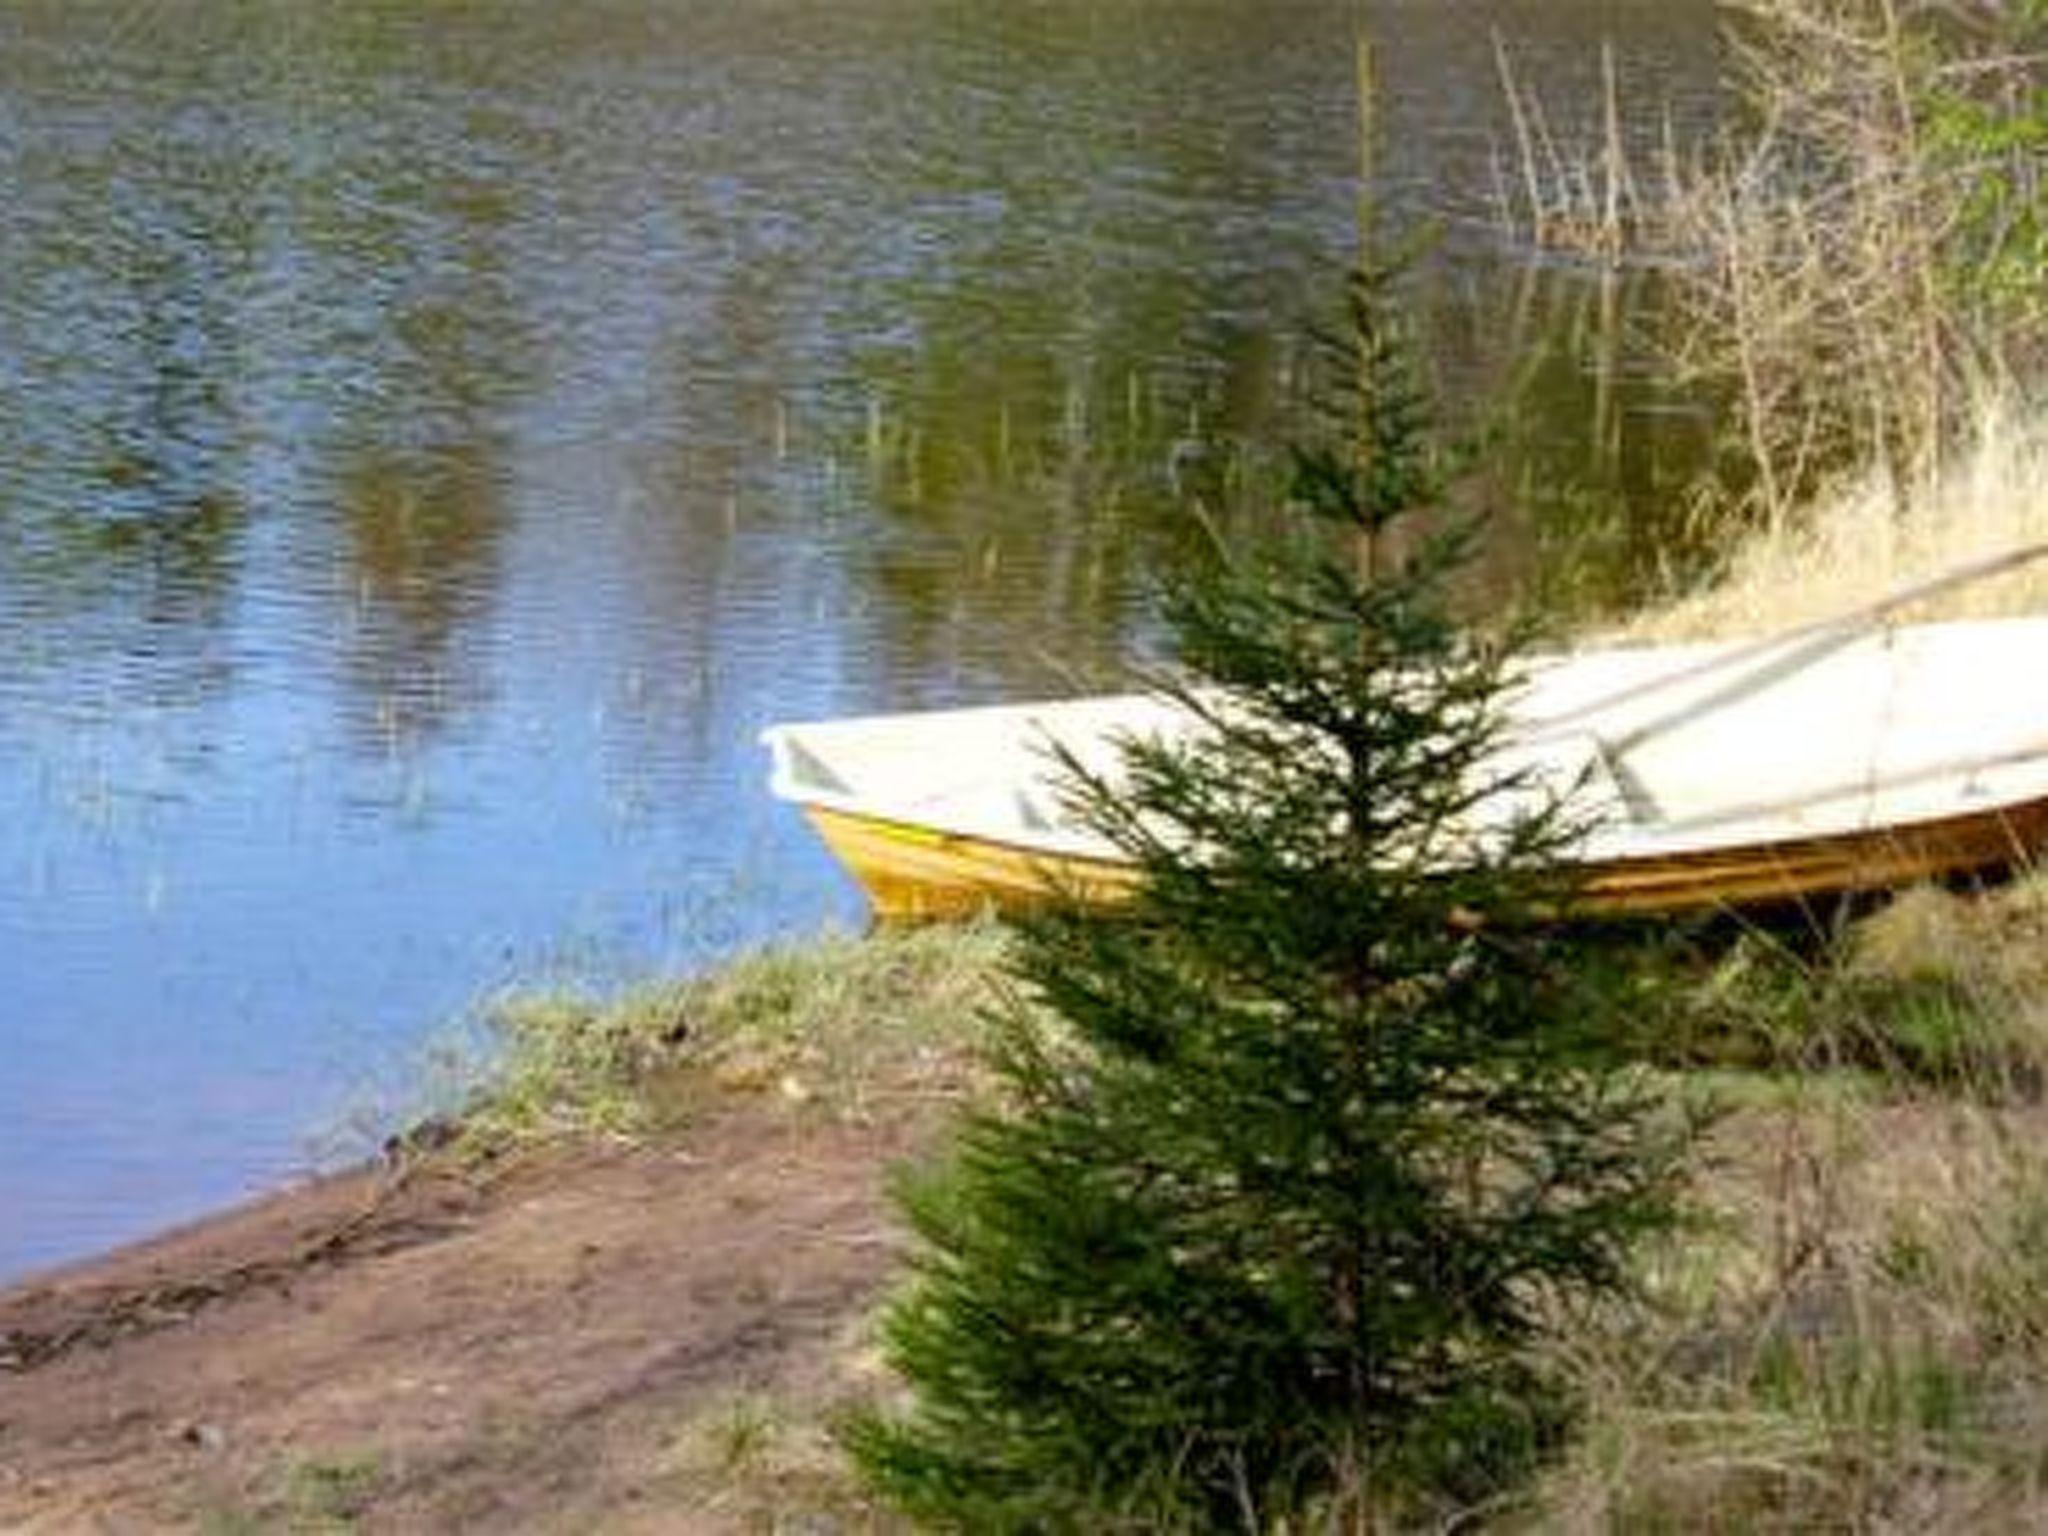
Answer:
845;259;1692;1530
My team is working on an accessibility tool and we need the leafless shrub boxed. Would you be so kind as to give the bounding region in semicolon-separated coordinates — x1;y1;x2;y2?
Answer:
1663;0;2047;531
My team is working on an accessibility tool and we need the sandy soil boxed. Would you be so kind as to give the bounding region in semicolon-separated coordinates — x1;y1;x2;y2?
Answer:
0;1103;914;1532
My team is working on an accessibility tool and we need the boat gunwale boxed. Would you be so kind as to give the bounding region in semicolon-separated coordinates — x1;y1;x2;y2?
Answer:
796;787;2048;917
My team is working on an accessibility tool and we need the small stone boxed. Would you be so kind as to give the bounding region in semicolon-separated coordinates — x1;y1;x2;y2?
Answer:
175;1420;227;1452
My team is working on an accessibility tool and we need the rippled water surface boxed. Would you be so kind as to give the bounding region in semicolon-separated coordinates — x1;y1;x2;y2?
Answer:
0;0;1724;1279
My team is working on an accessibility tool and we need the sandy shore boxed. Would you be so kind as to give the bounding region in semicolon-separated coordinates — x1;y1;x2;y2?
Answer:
0;1100;912;1531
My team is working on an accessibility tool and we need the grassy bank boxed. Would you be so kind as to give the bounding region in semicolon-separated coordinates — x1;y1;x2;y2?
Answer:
1530;882;2048;1529
455;921;1009;1154
432;877;2048;1529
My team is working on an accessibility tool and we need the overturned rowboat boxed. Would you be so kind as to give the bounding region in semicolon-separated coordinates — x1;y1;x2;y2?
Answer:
763;616;2048;921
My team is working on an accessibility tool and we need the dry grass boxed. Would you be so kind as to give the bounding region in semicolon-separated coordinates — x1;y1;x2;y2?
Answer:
1656;877;2048;1095
1620;399;2048;641
1523;876;2048;1530
1527;1093;2048;1531
658;1334;909;1534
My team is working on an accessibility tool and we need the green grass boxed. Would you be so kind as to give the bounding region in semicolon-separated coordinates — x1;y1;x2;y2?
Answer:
280;1451;384;1530
195;1449;387;1535
447;920;1010;1157
1625;882;2048;1096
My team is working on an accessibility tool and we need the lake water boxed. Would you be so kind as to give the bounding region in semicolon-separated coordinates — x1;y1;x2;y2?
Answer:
0;0;1725;1281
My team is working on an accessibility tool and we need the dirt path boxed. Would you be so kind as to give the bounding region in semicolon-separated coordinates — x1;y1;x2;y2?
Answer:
0;1103;914;1532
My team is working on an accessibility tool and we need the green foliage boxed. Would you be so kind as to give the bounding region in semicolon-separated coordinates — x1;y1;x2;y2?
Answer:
845;258;1695;1530
1640;884;2048;1096
1921;0;2048;333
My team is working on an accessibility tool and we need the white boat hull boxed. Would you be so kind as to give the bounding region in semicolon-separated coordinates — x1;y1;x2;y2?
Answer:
765;619;2048;920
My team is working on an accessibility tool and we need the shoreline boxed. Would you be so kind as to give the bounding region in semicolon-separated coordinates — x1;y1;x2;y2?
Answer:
0;924;1004;1529
0;1157;398;1375
0;1095;918;1531
12;893;2048;1525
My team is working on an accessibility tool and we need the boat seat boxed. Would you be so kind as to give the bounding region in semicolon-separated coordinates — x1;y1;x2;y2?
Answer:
1590;733;1664;825
1496;730;1663;829
1015;787;1056;832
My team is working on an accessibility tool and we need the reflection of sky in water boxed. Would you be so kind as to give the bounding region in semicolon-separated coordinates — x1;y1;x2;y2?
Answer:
0;0;1723;1279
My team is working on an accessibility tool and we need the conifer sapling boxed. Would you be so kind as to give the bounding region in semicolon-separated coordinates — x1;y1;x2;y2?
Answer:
845;258;1692;1529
